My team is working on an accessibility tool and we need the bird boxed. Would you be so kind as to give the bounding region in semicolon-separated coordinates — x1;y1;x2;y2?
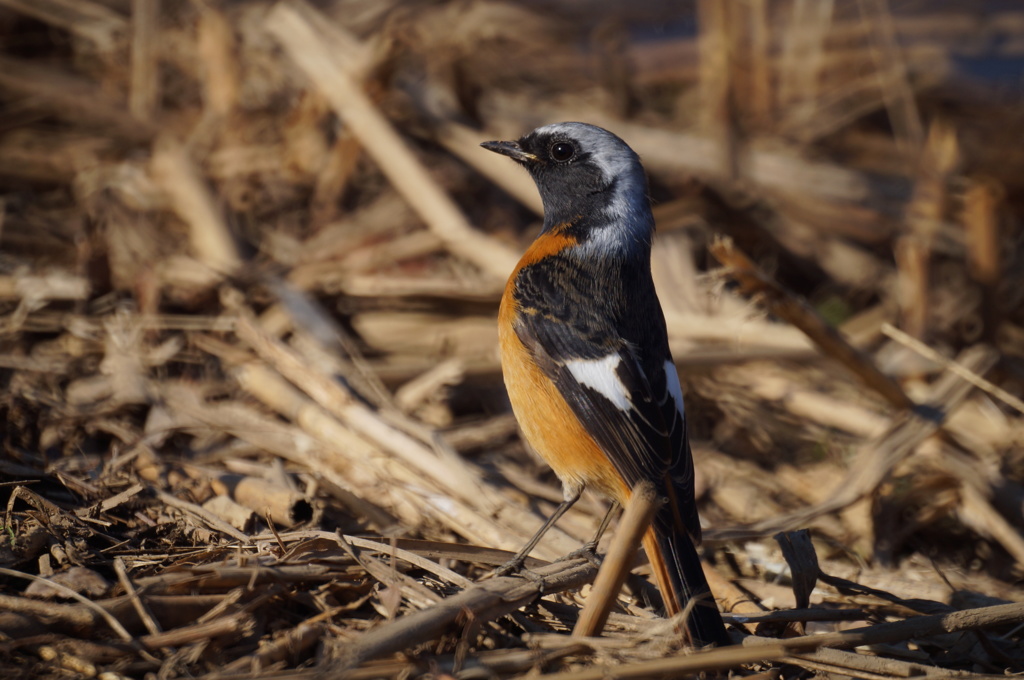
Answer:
481;122;729;647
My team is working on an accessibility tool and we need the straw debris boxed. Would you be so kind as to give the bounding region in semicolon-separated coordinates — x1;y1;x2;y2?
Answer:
1;1;1022;678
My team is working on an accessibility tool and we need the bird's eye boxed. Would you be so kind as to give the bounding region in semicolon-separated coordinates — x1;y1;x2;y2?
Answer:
550;141;575;162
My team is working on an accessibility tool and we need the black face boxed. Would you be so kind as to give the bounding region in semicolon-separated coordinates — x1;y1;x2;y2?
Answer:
482;122;650;235
509;131;614;226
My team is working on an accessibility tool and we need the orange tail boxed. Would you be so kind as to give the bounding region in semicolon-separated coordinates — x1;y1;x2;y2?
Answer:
642;526;730;646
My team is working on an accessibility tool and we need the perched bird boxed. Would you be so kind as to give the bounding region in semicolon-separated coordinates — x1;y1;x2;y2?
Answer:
482;122;729;646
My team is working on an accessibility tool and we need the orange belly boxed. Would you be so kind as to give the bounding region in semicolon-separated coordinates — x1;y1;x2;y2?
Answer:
498;293;629;503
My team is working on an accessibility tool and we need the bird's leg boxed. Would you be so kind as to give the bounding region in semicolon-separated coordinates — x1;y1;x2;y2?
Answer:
588;500;620;550
563;501;619;566
492;488;582;577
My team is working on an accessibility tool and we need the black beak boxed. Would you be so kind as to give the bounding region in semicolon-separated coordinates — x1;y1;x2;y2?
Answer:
480;140;538;164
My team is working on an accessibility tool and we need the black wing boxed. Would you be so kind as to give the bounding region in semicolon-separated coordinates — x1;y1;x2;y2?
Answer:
512;261;699;541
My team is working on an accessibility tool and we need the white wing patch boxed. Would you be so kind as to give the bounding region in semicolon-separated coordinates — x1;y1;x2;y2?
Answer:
566;354;632;412
664;359;685;418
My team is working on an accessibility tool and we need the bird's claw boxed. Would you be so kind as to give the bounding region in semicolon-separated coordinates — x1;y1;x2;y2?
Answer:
562;543;603;568
491;556;543;582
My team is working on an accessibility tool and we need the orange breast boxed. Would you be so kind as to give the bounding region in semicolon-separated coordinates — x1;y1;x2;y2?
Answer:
498;233;629;503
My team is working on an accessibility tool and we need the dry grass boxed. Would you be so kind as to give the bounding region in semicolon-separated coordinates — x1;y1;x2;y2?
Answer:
1;0;1023;678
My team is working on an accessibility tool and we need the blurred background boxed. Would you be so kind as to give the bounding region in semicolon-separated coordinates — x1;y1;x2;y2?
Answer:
1;0;1023;675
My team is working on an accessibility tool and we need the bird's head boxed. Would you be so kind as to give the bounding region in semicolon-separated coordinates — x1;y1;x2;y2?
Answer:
482;122;653;252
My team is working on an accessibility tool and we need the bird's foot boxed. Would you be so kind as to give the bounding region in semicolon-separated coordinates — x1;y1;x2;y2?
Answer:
561;542;603;568
490;554;543;582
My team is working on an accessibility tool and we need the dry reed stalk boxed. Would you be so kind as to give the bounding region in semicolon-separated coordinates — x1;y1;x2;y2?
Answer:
353;551;445;612
657;262;818;358
742;373;889;438
196;3;239;118
211;475;314;527
394;359;464;414
0;568;138;644
112;557;162;637
338;274;502;301
159;379;423;528
712;344;997;540
266;0;518;281
153;489;250;543
443;414;519;452
896;121;959;339
0;0;126;49
709;471;787;527
222;618;324;673
343;535;473;588
368;353;502;385
0;55;154;141
860;0;925;156
351;311;499;357
35;647;97;677
709;235;914;411
333;557;599;671
573;481;660;638
296;194;416;261
232;311;494;510
0;272;90;301
826;9;1011;48
0;131;108;184
697;0;738;179
201;494;255;531
129;0;159;121
310;131;363;226
773;464;846;513
777;60;944;143
233;315;585;561
435;120;543;215
782;648;925;679
773;192;896;246
651;230;702;316
882;323;1024;415
138;613;253;650
704;566;763;632
745;0;772;127
962;178;1003;339
228;364;392;464
150;140;242;277
523;643;791;680
956;480;1024;567
746;601;1024;652
0;592;99;636
777;0;834;140
768;217;894;292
